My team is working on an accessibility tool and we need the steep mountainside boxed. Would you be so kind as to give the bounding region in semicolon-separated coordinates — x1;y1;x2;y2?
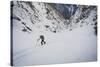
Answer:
11;1;67;33
11;1;97;35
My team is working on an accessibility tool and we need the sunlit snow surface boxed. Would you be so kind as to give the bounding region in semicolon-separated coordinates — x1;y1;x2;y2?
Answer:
11;1;97;66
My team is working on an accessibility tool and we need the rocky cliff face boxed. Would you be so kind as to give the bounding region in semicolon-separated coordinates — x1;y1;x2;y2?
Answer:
69;5;97;35
11;1;97;35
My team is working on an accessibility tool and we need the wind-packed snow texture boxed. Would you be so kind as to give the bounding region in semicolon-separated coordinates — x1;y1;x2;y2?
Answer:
11;1;97;66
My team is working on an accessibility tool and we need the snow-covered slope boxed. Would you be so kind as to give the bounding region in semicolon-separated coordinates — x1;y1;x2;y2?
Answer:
13;25;97;66
12;1;66;34
11;1;97;66
69;5;97;33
